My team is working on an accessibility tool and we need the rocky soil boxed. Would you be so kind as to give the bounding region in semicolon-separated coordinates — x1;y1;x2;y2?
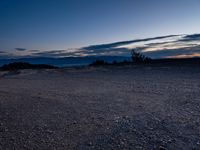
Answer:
0;66;200;150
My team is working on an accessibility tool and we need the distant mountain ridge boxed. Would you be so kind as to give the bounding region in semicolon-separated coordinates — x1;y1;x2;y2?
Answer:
0;56;131;67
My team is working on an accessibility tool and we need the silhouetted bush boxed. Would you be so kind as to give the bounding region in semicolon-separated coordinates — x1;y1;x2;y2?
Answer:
0;62;58;71
112;60;117;65
90;59;133;67
112;60;132;65
89;50;152;67
131;49;151;64
120;60;131;65
89;60;109;66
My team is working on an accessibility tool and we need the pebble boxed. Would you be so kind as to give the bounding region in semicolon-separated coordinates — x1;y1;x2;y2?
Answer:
159;146;167;150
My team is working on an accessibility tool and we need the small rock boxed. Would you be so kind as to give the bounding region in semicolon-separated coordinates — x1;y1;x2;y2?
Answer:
88;142;92;146
159;146;167;150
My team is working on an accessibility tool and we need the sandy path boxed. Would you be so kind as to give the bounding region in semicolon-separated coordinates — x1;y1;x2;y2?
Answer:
0;66;200;149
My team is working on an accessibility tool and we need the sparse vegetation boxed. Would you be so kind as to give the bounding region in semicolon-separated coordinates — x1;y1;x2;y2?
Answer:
90;50;152;67
89;59;132;66
131;49;152;64
89;60;109;66
0;62;58;71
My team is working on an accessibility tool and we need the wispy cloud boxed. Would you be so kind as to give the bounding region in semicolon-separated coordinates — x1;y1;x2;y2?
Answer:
82;35;179;51
143;45;200;58
179;34;200;42
80;34;200;58
166;53;200;59
31;49;85;57
0;51;15;59
15;48;27;51
1;33;200;59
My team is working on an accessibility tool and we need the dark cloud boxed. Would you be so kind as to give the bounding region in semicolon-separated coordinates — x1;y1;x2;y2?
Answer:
32;50;80;57
145;41;174;47
32;50;65;55
179;34;200;42
32;51;63;57
0;51;14;59
143;45;200;58
82;35;179;51
15;48;27;51
30;48;130;57
83;48;129;56
5;33;200;59
28;50;40;52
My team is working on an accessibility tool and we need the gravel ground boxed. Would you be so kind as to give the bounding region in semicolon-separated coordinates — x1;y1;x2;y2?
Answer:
0;66;200;150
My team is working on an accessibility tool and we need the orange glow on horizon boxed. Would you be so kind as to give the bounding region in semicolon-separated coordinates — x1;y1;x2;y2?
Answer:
165;53;200;59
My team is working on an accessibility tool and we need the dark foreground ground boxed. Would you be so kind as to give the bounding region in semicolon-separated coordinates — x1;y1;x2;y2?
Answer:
0;66;200;150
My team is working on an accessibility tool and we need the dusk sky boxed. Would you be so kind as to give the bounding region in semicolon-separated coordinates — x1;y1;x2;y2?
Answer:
0;0;200;58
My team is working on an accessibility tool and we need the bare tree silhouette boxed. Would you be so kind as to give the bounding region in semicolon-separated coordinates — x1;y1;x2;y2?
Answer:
131;49;151;64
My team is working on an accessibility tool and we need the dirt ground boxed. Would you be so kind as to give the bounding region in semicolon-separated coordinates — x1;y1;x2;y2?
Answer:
0;66;200;150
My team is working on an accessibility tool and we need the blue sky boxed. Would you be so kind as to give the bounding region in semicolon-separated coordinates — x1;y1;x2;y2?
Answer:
0;0;200;58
